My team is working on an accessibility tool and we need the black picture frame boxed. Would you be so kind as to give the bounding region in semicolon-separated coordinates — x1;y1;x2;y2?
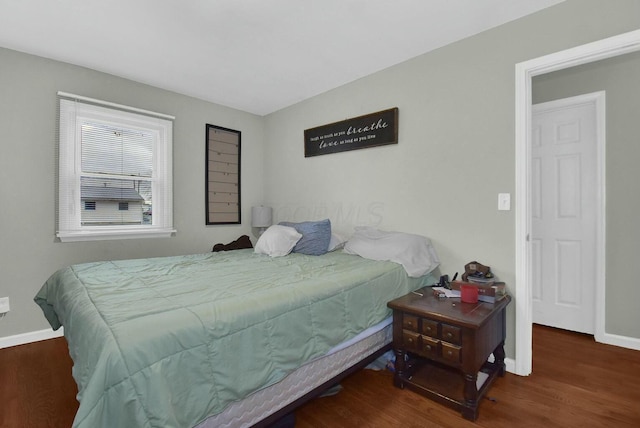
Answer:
205;124;241;225
304;107;398;157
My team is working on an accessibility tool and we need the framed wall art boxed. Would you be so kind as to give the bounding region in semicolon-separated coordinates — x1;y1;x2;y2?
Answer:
205;124;241;224
304;107;398;157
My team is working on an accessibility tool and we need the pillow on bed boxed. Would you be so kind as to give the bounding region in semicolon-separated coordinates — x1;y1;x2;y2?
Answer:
343;227;440;277
327;231;347;252
278;219;331;256
254;225;302;257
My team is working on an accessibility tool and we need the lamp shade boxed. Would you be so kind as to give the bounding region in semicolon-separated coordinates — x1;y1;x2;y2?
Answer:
251;206;273;228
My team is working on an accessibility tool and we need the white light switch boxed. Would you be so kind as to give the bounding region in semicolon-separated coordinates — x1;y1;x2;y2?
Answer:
0;297;9;314
498;193;511;211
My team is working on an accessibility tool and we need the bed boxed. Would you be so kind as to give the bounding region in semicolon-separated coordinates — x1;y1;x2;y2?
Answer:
35;228;438;428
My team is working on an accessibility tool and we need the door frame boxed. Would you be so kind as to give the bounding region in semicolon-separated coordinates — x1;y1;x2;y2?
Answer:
514;29;640;376
532;91;606;335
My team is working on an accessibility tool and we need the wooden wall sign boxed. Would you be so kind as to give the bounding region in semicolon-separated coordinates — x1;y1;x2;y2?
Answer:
304;107;398;157
206;124;241;224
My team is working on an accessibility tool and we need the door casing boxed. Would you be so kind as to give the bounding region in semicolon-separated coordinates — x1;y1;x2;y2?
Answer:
514;29;640;376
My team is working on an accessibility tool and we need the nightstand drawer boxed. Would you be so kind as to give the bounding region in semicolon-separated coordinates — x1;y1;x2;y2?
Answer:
421;336;439;358
402;330;421;351
442;324;461;344
420;319;438;337
403;315;419;332
442;342;461;363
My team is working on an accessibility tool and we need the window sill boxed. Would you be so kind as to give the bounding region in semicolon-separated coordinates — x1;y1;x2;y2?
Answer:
57;228;176;242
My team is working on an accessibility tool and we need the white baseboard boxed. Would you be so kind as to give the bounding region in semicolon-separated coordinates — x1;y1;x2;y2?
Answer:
600;332;640;351
0;327;64;350
487;353;516;375
505;357;516;374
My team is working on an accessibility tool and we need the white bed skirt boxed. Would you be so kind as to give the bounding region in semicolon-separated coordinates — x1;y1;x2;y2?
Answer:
196;317;393;428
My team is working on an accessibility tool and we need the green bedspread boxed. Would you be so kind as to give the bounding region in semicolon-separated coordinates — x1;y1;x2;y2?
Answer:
35;250;431;428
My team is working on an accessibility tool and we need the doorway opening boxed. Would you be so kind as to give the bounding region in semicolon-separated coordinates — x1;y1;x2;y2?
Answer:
514;29;640;376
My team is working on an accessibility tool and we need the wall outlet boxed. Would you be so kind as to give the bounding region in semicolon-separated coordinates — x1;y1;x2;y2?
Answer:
0;297;10;314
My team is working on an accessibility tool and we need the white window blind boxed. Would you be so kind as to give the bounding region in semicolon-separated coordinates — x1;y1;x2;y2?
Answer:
57;95;175;241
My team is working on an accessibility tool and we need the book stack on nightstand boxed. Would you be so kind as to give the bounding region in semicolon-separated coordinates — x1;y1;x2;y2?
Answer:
449;281;507;303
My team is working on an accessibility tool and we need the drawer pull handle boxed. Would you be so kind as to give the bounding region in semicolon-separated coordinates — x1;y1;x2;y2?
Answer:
425;345;431;351
446;332;452;338
447;350;453;356
426;327;431;332
407;321;413;327
407;338;413;344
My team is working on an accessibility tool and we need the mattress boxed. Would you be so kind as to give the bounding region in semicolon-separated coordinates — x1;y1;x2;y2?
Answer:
197;317;393;428
35;249;432;428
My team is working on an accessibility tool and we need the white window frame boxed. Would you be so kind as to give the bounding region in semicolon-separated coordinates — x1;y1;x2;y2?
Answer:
57;95;175;242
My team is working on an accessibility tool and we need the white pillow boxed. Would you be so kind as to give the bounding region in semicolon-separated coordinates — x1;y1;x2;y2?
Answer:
343;227;440;277
254;225;302;257
327;231;347;252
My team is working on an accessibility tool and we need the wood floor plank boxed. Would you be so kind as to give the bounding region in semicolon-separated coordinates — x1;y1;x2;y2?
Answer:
0;324;638;427
295;325;640;428
0;338;78;428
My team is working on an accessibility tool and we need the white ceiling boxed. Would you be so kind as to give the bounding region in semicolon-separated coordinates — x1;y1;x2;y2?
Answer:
0;0;563;116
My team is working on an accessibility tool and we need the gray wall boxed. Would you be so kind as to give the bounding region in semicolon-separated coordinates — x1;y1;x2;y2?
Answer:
2;0;640;358
263;0;640;358
533;51;640;338
0;47;265;338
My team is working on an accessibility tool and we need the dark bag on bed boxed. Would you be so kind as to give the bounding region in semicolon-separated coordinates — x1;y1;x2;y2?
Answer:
212;235;253;252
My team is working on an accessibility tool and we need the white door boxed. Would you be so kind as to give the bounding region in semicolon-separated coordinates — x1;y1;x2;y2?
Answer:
531;93;602;335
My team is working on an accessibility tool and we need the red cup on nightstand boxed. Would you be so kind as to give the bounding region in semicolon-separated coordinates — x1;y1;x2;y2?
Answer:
460;284;479;303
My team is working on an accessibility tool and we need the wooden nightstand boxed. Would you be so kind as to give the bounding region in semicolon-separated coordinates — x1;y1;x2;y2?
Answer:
387;289;511;421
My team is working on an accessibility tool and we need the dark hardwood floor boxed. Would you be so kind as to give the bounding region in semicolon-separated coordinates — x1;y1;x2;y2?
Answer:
0;336;78;428
297;324;640;427
1;324;639;427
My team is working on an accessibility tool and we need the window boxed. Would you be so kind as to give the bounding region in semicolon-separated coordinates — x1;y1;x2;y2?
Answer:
58;94;175;241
